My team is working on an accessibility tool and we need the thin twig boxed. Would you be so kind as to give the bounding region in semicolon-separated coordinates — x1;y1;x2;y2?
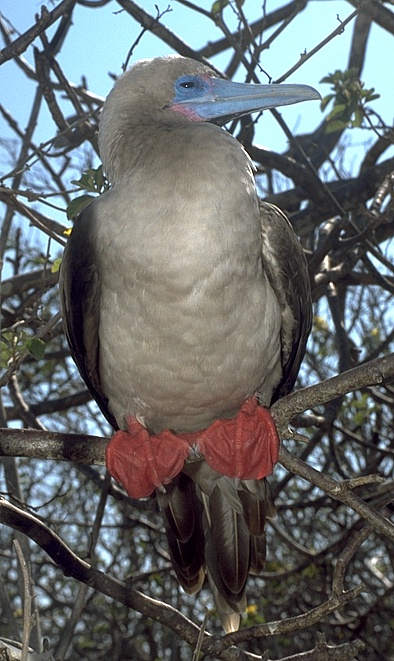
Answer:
13;539;33;661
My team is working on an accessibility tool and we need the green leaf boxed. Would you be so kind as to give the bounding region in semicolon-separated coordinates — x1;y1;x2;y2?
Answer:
51;257;62;273
67;194;94;220
320;94;334;111
71;165;110;201
211;0;229;13
93;164;104;191
71;172;96;193
0;340;10;369
325;119;347;133
25;337;46;360
320;70;343;85
326;103;348;120
366;92;380;103
352;106;364;127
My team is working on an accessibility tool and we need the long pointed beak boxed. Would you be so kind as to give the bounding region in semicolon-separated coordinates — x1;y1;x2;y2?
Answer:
171;77;321;124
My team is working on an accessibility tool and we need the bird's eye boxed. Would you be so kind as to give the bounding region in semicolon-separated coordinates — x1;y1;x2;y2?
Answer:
175;76;202;95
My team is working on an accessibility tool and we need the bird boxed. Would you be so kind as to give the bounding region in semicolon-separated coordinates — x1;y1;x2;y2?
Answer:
59;55;317;632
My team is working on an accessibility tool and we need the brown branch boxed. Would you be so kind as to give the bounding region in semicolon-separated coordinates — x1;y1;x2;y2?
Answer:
266;158;394;222
279;448;394;544
273;8;359;84
275;634;364;660
6;390;92;420
247;145;318;196
347;0;394;36
332;525;373;596
0;498;365;660
8;375;46;431
1;354;394;548
198;0;308;59
209;587;363;651
114;0;200;61
0;428;107;465
0;0;78;65
271;351;394;427
13;540;33;661
0;192;66;246
2;353;394;462
1;268;58;302
34;48;70;135
0;499;201;644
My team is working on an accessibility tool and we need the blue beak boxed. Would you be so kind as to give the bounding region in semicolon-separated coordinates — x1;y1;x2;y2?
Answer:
170;75;321;123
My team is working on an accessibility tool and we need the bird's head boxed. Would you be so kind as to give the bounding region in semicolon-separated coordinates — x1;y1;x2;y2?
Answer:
98;55;320;180
166;59;320;125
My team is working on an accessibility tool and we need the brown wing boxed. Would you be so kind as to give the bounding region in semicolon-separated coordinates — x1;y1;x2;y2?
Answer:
259;201;312;402
59;201;118;430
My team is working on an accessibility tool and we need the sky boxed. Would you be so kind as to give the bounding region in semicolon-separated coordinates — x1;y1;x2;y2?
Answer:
0;0;392;158
0;0;392;413
0;0;392;260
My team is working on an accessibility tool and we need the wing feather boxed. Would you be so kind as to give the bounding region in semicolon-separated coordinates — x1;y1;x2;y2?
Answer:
59;203;117;429
259;201;312;401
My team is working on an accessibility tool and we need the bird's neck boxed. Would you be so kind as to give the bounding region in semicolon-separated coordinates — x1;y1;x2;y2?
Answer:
100;120;252;189
96;119;262;274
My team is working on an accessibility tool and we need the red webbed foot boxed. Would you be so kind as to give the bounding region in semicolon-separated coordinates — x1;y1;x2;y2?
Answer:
105;398;279;498
198;397;279;480
105;417;190;498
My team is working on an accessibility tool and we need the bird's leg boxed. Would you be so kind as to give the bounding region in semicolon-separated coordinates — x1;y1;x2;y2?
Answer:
106;398;279;499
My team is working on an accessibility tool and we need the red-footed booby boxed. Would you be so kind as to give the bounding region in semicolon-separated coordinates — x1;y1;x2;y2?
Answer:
60;55;317;632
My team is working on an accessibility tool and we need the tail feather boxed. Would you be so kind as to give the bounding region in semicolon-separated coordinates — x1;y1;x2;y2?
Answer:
249;532;267;575
165;525;205;593
158;473;205;594
159;461;276;630
159;472;197;542
207;486;250;596
238;479;276;536
206;568;246;633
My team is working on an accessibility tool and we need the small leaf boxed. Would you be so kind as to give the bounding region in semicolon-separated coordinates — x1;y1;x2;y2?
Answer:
314;316;329;332
67;194;94;220
320;94;334;111
25;337;46;360
212;0;229;13
0;340;10;368
325;119;347;133
352;106;364;127
326;103;348;120
51;257;62;273
71;172;96;192
93;164;104;191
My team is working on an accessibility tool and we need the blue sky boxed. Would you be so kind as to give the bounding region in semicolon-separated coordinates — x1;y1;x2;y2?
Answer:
0;1;392;194
0;1;392;413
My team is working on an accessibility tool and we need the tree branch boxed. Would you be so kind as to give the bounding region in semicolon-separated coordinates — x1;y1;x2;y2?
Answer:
0;0;78;65
0;498;365;660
